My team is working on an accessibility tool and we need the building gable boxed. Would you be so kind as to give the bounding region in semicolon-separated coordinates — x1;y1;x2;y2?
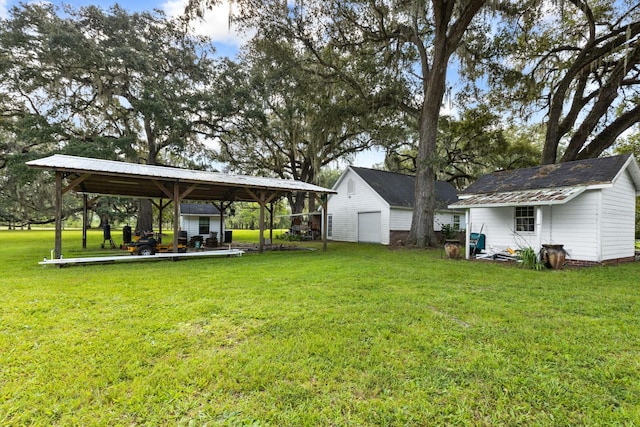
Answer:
347;166;459;210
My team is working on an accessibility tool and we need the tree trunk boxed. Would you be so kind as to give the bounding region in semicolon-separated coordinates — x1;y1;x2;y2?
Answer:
408;99;441;247
407;22;450;248
287;191;306;215
136;135;159;232
136;199;154;233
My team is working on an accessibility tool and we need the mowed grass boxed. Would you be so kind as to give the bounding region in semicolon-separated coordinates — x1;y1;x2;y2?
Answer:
1;230;639;426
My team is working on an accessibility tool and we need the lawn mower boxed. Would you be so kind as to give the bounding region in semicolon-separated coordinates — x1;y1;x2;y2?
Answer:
127;231;187;255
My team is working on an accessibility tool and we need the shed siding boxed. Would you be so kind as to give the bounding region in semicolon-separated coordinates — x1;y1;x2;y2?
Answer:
600;170;636;260
434;212;465;232
463;156;640;263
467;207;517;251
329;168;465;245
468;192;603;262
328;170;391;244
544;192;600;262
180;216;223;239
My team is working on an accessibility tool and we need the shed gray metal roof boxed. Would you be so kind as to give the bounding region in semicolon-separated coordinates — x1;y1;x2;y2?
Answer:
349;166;459;210
26;155;335;202
460;154;636;194
451;187;587;208
450;154;640;209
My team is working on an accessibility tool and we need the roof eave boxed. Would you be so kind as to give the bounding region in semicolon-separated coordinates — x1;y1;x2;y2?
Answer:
449;186;587;209
619;154;640;190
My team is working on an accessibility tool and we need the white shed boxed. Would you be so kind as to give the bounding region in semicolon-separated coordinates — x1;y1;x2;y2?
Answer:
327;166;464;245
450;154;640;265
179;203;226;241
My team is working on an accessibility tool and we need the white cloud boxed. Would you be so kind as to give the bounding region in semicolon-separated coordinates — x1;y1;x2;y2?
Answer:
0;0;9;20
162;0;252;48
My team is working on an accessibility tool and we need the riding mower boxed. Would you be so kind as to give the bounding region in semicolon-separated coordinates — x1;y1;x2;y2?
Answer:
127;231;188;256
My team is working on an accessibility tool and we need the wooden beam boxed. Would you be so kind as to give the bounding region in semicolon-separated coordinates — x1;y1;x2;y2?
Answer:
54;171;63;259
213;200;233;244
82;194;88;249
269;202;274;243
173;183;180;252
259;198;265;253
62;173;90;195
152;199;173;240
179;183;199;200
246;189;271;253
315;193;329;251
151;179;174;199
320;194;328;251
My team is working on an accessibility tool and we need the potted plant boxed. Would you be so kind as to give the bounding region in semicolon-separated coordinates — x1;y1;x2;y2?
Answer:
540;244;568;269
442;224;461;259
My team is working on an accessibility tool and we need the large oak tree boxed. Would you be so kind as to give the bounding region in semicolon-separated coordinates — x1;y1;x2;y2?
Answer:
484;0;640;164
189;0;495;247
0;3;240;229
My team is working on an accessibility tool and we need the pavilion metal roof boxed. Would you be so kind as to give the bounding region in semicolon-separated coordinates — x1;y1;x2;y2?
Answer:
26;155;335;202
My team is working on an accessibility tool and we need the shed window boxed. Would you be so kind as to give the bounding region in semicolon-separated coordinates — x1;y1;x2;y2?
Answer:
327;214;333;237
198;216;210;235
515;206;535;232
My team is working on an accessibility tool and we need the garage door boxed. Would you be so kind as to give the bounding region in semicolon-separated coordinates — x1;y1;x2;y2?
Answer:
358;212;381;243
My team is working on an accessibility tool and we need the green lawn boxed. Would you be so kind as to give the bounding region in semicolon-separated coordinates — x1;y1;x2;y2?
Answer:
1;229;639;426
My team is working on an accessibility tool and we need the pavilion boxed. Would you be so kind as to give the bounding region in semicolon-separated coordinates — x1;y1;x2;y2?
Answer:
27;155;336;259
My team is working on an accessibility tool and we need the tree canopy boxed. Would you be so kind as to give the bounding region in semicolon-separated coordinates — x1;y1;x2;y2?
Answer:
0;3;239;228
217;35;401;213
480;0;640;164
2;0;639;235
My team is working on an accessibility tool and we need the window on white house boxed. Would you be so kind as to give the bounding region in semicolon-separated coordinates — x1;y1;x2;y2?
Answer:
327;214;333;237
198;216;210;235
515;206;535;232
453;215;461;230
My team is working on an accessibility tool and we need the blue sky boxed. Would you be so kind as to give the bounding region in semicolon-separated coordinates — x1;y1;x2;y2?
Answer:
2;0;249;58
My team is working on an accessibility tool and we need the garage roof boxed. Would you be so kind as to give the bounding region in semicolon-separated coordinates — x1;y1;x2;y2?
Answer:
347;166;460;210
27;155;335;201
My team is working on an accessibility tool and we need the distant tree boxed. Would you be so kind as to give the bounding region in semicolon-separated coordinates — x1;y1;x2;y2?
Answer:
614;129;640;238
218;36;397;214
384;107;541;189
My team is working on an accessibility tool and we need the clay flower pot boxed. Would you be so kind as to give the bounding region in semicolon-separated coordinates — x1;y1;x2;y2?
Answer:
444;240;462;259
541;244;567;269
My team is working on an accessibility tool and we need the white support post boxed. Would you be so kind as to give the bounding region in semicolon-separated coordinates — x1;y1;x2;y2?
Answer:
536;206;543;253
465;211;471;260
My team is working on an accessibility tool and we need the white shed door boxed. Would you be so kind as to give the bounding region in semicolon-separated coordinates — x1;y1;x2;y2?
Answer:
358;212;381;243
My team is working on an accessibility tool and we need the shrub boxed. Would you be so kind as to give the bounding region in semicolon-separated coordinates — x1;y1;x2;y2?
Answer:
519;247;543;270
